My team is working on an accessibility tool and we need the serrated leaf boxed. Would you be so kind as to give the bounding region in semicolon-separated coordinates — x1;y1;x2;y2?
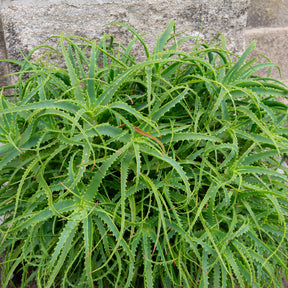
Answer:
142;233;154;288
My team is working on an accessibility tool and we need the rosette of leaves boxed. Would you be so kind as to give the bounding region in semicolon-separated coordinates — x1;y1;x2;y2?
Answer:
0;21;287;287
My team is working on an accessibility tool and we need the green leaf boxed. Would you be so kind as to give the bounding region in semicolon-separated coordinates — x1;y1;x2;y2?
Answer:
151;87;189;122
83;213;94;287
87;41;97;108
84;142;131;202
47;215;79;288
108;22;150;58
153;20;175;56
139;145;191;201
238;166;288;183
161;131;222;144
223;41;256;84
60;34;85;104
142;232;154;288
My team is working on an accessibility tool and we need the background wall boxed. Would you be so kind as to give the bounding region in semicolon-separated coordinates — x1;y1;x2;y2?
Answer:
0;0;249;87
0;16;9;87
246;0;288;82
3;1;288;84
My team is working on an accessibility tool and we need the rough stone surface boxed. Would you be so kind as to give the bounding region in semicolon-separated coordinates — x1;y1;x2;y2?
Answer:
247;0;288;28
0;16;10;87
3;0;158;6
245;27;288;82
246;0;288;83
0;0;249;78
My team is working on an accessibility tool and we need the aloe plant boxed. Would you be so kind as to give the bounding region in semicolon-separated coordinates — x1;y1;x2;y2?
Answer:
0;21;287;287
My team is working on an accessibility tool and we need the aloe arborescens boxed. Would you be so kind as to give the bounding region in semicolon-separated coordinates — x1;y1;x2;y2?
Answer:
0;21;287;287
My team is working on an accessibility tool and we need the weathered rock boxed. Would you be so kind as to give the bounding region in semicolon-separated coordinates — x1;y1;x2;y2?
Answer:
247;0;288;28
0;0;249;80
246;0;288;83
0;16;10;87
245;27;288;83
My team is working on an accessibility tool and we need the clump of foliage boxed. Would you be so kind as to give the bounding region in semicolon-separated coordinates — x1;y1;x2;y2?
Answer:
0;21;288;287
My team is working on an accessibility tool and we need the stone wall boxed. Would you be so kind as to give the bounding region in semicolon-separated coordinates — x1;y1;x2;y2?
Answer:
0;0;249;87
0;16;9;87
246;0;288;82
